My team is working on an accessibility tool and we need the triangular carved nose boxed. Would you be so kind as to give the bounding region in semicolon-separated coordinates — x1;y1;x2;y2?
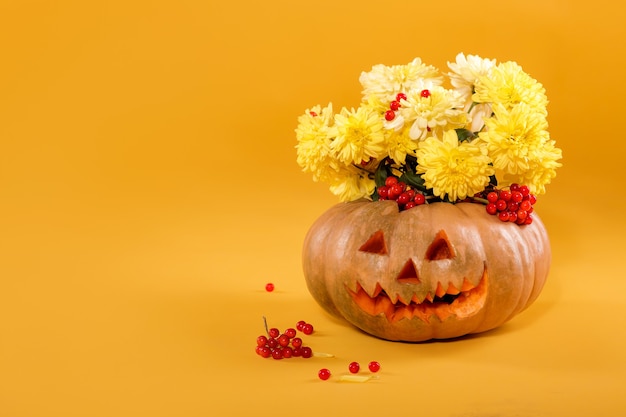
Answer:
397;259;420;284
425;230;455;260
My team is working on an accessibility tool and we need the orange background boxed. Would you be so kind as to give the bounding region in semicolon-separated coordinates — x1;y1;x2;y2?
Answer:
1;1;625;416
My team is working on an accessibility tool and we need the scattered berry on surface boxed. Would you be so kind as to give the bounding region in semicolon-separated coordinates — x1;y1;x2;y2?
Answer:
368;361;381;373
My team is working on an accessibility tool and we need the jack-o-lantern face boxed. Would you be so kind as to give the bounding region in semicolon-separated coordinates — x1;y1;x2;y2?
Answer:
302;200;551;342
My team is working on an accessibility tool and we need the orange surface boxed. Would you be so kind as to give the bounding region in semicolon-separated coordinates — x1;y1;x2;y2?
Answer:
1;1;625;416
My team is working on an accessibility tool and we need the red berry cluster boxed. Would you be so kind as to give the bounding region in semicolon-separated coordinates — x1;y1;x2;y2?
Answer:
384;90;431;122
377;176;425;211
318;361;381;381
484;184;537;225
384;92;407;121
255;321;315;360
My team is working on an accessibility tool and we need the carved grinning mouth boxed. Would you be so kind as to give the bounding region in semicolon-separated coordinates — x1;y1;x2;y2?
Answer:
346;270;488;323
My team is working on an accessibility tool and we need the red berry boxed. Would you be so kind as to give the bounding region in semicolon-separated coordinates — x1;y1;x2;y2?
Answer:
348;362;360;374
499;190;512;201
267;338;278;349
520;200;532;211
510;183;520;192
271;348;283;360
511;191;523;203
498;211;510;222
292;347;302;357
385;176;398;187
420;89;431;98
414;193;425;205
265;283;274;292
495;199;507;211
291;337;303;348
396;92;407;101
296;320;306;331
390;100;400;111
517;210;528;221
486;191;499;203
258;346;271;358
256;335;268;347
519;185;530;196
318;368;331;380
268;328;280;338
282;347;293;358
507;201;519;212
486;203;497;215
301;347;313;358
508;211;518;223
390;182;405;197
284;328;296;338
397;192;411;205
277;334;290;347
529;194;537;205
368;361;381;373
385;110;395;121
524;216;533;225
404;201;416;210
302;323;314;335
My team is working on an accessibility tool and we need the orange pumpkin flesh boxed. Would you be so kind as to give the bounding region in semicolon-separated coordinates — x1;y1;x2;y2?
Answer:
302;200;551;342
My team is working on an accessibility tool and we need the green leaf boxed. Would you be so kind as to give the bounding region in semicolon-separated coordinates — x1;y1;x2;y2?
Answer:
455;128;477;142
374;159;389;187
399;170;427;191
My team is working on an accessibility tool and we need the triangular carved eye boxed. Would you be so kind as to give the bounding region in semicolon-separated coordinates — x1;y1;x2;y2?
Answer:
397;259;420;284
358;230;388;255
425;230;455;260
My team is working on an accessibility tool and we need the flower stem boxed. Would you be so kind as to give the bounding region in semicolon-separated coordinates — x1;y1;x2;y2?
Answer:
471;196;489;205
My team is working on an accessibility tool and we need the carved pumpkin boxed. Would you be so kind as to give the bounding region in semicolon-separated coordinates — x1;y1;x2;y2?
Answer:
302;200;551;342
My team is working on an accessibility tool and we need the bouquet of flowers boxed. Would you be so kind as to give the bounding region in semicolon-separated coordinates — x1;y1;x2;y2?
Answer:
295;53;562;223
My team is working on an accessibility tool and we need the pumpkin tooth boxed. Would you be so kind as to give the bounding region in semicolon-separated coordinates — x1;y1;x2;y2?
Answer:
347;280;361;294
435;282;446;298
425;292;434;303
446;282;460;295
375;296;394;319
460;277;474;292
395;293;410;306
370;282;383;298
434;304;454;322
411;293;424;305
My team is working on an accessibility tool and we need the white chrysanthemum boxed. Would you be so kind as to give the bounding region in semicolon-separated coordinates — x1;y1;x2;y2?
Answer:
359;58;442;103
447;53;496;101
393;81;467;140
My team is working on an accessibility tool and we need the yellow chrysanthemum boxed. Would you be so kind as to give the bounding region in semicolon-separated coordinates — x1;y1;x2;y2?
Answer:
359;58;442;103
295;104;338;182
394;82;467;140
384;127;418;165
508;141;563;194
330;105;386;165
416;130;494;201
328;166;376;202
478;103;550;176
473;61;548;115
